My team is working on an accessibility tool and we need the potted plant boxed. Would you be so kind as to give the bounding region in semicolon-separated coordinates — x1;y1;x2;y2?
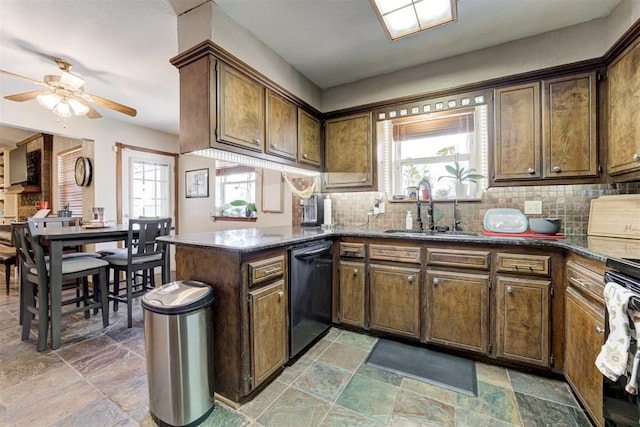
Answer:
230;199;257;217
438;161;484;198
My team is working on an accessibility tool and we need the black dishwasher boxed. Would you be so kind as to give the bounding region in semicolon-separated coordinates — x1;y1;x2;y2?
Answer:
288;240;333;359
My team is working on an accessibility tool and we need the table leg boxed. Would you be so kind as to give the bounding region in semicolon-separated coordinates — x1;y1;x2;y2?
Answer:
49;241;64;350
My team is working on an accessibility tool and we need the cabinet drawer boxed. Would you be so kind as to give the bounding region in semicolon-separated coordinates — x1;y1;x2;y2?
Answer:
248;255;285;286
370;244;421;264
496;253;550;276
340;242;365;258
427;248;490;270
567;260;604;304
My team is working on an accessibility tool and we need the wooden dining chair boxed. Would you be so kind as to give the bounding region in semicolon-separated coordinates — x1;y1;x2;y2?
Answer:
104;217;172;328
13;221;110;351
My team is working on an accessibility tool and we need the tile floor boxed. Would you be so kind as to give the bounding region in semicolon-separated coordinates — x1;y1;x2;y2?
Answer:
0;280;593;426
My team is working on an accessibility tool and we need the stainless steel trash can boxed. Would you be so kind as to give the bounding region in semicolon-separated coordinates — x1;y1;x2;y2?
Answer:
142;280;214;427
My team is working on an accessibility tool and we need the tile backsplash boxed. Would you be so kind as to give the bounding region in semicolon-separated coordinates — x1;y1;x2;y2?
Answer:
292;181;639;236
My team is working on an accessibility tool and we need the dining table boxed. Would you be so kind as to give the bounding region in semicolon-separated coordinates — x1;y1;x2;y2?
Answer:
37;224;132;349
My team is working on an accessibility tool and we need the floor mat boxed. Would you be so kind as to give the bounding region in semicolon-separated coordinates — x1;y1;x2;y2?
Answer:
366;338;477;396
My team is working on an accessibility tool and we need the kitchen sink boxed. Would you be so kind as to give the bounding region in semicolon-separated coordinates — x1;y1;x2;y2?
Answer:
383;229;482;237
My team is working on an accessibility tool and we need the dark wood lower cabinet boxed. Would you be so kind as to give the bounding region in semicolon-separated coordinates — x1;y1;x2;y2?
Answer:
369;264;421;338
338;260;366;328
565;287;604;426
249;280;287;389
426;270;490;354
495;276;550;367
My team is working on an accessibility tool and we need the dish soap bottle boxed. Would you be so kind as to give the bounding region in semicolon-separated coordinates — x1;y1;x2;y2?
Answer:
405;211;413;230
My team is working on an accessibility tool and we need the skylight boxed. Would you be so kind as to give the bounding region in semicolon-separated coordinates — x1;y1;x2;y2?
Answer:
370;0;457;41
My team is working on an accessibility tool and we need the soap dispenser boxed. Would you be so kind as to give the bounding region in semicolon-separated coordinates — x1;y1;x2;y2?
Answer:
405;211;413;230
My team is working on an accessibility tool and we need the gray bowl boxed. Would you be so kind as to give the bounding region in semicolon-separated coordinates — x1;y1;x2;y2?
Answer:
529;218;561;235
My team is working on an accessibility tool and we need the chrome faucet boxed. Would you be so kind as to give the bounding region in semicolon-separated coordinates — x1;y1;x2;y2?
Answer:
452;198;461;231
416;177;434;231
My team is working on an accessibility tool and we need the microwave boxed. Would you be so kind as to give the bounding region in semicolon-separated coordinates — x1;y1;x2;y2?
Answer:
301;195;324;226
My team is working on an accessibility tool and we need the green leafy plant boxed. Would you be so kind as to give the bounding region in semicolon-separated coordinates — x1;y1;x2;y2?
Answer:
438;161;484;184
230;199;257;217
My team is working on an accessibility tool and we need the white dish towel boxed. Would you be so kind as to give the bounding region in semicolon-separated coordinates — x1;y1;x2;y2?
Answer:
596;282;640;394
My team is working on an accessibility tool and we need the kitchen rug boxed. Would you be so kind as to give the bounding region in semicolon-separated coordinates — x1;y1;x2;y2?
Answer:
366;338;477;396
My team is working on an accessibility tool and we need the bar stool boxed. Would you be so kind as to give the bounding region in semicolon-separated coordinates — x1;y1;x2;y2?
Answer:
13;221;110;351
104;217;171;328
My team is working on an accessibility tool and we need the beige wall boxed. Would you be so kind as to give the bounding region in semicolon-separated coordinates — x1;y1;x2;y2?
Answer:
178;153;296;234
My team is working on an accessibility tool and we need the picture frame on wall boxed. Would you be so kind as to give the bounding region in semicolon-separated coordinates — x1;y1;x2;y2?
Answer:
185;168;209;198
261;169;284;212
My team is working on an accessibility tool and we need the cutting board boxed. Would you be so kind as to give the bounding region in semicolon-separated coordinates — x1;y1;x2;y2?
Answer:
588;195;640;239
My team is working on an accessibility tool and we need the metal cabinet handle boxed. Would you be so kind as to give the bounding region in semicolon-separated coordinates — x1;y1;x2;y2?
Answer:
633;153;640;162
433;278;440;285
507;286;514;293
255;139;261;145
303;153;308;159
352;269;359;276
527;168;535;174
278;290;284;301
552;166;561;173
362;177;368;183
270;143;277;149
408;275;415;282
595;326;603;334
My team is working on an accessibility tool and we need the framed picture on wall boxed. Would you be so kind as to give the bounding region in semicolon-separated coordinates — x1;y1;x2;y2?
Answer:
185;168;209;198
261;169;284;212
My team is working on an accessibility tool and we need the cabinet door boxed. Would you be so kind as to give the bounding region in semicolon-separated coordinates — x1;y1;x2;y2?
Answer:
324;112;374;191
426;270;490;354
495;276;550;367
297;108;322;167
543;72;598;178
338;260;366;328
494;82;541;181
266;89;297;160
249;280;287;389
565;287;604;426
218;63;265;152
370;264;420;338
608;38;640;176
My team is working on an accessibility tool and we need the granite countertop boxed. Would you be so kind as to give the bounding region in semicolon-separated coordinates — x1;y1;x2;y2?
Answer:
160;225;640;264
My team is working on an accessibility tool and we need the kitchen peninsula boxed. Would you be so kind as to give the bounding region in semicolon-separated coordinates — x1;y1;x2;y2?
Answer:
160;225;637;425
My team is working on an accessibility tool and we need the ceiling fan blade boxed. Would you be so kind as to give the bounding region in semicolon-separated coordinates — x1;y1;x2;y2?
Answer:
0;69;47;87
4;90;47;102
82;93;137;117
85;104;102;119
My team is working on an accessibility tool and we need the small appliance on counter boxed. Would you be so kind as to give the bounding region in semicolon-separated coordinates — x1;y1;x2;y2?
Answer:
301;194;324;227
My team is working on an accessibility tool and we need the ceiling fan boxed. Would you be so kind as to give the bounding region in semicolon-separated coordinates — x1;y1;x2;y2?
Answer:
0;58;137;119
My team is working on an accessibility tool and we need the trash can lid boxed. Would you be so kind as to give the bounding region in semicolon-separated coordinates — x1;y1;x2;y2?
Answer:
142;280;213;315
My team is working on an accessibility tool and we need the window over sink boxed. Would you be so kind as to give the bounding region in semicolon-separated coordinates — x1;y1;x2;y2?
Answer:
377;103;489;200
214;161;257;219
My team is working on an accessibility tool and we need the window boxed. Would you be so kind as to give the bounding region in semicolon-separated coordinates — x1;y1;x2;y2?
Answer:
57;147;83;216
380;105;488;199
215;161;257;218
130;159;170;218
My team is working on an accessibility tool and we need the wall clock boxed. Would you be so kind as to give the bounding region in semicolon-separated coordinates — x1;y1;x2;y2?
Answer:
74;156;92;187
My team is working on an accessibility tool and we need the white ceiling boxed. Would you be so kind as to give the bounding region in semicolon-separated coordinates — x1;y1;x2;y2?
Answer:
0;0;622;147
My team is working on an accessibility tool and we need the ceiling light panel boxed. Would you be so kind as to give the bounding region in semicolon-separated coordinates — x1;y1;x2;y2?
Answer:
371;0;457;41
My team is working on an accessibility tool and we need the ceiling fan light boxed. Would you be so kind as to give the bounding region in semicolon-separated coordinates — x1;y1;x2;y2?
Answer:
68;98;90;116
53;101;72;118
36;92;61;110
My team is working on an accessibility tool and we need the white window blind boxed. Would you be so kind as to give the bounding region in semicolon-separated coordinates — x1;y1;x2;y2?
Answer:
57;148;83;216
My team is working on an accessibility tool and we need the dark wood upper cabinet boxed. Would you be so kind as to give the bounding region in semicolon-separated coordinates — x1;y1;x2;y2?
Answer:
265;89;297;160
494;73;598;184
543;72;598;178
217;63;265;152
297;108;322;167
324;112;374;191
494;82;542;181
608;37;640;178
